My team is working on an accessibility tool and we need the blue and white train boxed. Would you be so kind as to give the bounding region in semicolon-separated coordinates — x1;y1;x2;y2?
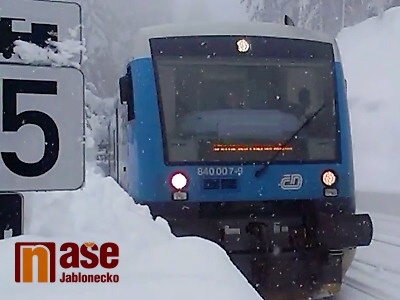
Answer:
108;17;373;300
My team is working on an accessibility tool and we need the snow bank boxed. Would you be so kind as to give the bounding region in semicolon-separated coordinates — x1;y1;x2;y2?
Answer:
337;7;400;194
172;0;248;23
0;165;261;300
84;87;116;162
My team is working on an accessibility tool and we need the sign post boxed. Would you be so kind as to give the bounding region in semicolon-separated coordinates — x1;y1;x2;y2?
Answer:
0;0;85;239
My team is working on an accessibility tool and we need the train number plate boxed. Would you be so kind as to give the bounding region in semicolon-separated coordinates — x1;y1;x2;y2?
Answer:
197;167;243;176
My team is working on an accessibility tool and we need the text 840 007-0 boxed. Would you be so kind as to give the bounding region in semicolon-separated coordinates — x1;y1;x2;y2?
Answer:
197;167;243;176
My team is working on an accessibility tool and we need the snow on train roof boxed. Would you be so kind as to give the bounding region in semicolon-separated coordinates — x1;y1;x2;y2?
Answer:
132;22;341;60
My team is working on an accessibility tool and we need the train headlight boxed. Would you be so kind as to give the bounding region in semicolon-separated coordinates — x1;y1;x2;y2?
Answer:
237;39;250;53
322;170;337;186
171;172;188;190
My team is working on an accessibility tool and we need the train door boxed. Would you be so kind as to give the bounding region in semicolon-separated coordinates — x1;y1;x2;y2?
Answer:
116;104;128;191
115;68;132;191
107;121;115;177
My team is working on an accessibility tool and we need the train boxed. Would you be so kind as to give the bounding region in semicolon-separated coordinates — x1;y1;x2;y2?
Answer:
105;16;373;300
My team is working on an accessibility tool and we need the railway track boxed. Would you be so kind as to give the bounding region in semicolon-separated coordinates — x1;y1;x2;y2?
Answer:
343;279;381;299
339;211;400;300
353;258;400;276
372;234;400;248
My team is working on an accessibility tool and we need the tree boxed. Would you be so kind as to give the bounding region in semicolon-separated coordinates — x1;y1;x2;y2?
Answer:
242;0;400;35
75;0;173;98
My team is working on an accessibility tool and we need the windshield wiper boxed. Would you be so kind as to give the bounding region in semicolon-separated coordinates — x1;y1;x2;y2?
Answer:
254;102;327;178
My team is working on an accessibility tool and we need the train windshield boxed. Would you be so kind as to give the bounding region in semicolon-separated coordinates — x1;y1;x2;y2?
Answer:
150;36;338;164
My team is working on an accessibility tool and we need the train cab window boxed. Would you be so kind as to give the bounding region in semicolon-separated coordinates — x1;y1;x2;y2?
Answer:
151;36;338;163
119;74;134;120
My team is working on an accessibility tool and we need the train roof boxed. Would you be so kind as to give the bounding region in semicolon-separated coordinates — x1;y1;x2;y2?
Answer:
132;22;341;60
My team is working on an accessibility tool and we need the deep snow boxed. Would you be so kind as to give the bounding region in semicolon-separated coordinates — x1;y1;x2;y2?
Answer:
336;7;400;194
0;165;262;300
1;3;400;300
172;0;248;22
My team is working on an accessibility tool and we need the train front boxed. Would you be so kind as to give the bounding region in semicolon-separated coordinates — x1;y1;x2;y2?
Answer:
129;27;373;299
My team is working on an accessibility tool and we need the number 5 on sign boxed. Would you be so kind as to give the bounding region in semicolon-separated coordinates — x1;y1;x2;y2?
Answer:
0;64;85;192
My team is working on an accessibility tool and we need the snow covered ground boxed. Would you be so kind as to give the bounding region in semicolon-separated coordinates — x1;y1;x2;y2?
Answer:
0;165;262;300
336;7;400;195
1;4;400;300
338;190;400;299
173;0;247;22
341;210;400;299
336;8;400;299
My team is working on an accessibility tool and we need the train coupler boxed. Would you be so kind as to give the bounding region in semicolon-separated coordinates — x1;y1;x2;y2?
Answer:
313;212;373;249
217;218;350;299
227;249;344;299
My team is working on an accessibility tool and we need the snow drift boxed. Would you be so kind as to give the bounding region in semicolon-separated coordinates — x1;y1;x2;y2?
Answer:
172;0;248;22
337;7;400;194
0;165;261;300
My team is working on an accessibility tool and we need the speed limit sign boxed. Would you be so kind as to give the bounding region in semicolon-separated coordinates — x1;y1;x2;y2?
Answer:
0;64;85;191
0;0;85;192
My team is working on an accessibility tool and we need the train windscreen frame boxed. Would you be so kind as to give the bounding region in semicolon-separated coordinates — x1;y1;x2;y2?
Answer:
150;35;339;164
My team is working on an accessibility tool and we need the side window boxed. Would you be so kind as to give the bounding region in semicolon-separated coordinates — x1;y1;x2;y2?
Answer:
119;73;134;121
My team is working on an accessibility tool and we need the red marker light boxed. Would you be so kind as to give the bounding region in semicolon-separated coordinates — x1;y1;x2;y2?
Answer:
171;173;188;190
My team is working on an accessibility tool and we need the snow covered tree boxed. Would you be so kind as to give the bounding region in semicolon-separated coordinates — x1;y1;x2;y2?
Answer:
75;0;173;98
242;0;400;35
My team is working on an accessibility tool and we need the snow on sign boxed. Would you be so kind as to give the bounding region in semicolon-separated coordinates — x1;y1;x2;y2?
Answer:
0;0;82;65
0;64;85;191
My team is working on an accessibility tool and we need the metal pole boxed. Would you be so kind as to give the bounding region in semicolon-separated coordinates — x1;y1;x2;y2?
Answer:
115;107;119;182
